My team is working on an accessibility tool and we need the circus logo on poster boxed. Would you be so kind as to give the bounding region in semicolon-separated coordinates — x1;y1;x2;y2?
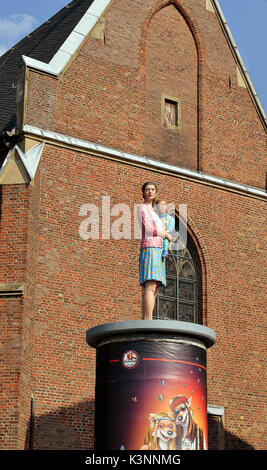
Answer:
122;350;140;369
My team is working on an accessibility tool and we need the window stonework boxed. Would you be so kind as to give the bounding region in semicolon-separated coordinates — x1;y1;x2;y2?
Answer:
207;406;225;450
153;241;199;323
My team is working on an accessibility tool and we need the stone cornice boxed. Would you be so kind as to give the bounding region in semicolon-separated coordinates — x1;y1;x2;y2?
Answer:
22;124;267;201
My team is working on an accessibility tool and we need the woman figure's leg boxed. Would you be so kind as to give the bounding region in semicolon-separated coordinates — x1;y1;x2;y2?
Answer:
143;280;160;320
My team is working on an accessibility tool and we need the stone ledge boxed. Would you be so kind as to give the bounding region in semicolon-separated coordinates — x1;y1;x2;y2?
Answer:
86;320;216;349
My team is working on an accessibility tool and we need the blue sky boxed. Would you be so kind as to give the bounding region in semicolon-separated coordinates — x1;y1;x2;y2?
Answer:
0;0;266;113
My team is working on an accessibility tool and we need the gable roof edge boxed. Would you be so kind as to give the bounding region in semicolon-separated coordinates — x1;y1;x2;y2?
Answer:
22;0;112;75
22;0;266;132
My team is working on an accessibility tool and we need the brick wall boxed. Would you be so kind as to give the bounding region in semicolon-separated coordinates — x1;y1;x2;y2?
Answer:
24;0;266;188
7;142;264;449
0;184;29;448
143;3;198;168
0;185;29;283
0;295;23;448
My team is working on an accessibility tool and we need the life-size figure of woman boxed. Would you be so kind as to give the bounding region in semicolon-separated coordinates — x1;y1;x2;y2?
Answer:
137;182;172;320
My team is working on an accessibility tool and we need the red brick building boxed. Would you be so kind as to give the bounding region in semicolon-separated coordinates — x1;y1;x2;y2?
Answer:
0;0;266;450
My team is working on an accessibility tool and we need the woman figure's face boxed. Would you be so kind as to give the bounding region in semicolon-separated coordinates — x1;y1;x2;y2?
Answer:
143;184;157;203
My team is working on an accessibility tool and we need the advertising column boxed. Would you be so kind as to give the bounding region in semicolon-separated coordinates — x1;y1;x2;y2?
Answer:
86;320;216;451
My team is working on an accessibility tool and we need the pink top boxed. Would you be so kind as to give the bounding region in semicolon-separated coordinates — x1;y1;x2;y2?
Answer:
137;203;166;249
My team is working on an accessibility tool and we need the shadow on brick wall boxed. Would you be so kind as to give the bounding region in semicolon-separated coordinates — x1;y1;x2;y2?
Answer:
223;432;254;450
208;428;254;450
208;414;254;450
25;399;254;450
25;400;95;450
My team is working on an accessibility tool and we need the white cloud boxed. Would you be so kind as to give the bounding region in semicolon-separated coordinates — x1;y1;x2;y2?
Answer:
0;14;38;54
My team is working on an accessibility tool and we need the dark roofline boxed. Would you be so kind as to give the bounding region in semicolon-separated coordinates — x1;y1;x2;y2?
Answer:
0;0;94;133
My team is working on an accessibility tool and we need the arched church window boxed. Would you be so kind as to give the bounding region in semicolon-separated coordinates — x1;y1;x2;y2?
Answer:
153;220;199;323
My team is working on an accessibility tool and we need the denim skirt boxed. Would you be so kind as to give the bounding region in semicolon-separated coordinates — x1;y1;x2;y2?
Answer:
139;247;166;287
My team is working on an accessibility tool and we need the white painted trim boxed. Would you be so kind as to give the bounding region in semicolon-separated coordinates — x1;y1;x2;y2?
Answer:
0;141;45;182
0;148;13;177
207;405;224;416
23;124;267;199
15;142;45;180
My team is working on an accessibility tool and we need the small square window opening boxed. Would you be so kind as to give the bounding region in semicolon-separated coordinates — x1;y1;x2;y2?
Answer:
161;95;181;131
165;99;178;127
